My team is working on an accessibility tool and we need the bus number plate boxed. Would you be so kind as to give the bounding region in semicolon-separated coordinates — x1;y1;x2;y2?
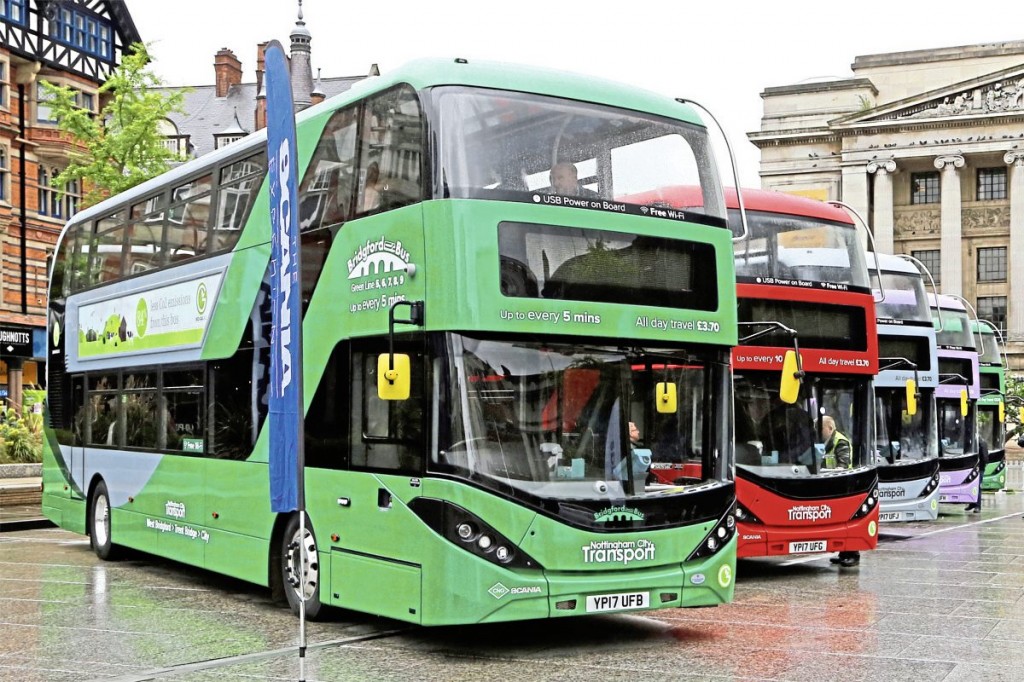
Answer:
585;592;650;613
879;511;904;522
938;495;950;502
789;540;827;554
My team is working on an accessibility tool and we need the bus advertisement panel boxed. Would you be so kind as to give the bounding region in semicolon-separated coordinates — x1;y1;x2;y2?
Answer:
931;295;981;506
42;59;740;625
869;254;940;522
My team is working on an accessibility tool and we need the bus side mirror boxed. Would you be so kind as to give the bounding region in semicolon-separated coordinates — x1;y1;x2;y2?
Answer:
999;400;1005;423
377;353;411;401
960;388;968;418
779;350;801;404
905;379;918;417
656;382;677;414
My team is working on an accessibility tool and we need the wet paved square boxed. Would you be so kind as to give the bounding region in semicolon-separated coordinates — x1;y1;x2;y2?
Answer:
1;494;1022;681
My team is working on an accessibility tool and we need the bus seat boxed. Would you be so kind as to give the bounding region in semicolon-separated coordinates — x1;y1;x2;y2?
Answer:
736;442;761;465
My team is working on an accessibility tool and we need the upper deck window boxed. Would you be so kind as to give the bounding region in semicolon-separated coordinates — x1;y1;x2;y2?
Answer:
933;309;975;349
431;86;725;226
730;209;870;290
298;84;423;231
874;272;930;324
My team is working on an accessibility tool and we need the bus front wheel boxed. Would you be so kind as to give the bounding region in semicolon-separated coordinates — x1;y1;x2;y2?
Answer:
89;481;120;560
281;513;323;620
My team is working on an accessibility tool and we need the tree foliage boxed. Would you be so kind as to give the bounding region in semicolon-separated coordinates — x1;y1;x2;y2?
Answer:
1004;373;1024;445
41;43;186;208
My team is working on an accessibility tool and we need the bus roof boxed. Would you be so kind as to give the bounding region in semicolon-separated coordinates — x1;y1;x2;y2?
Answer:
971;319;1000;337
726;188;855;224
867;252;919;276
62;57;706;229
928;293;967;312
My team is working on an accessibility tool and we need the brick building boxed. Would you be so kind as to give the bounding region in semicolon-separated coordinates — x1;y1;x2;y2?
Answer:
0;0;139;410
157;3;365;160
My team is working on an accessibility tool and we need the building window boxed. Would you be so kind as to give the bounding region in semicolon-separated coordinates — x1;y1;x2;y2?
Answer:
0;0;26;25
78;90;95;112
38;166;65;218
911;249;941;284
977;246;1007;282
64;178;80;217
976;296;1007;336
51;6;113;59
911;172;940;205
214;134;245;150
977;167;1007;201
0;147;7;202
38;167;50;215
0;60;8;109
37;82;57;123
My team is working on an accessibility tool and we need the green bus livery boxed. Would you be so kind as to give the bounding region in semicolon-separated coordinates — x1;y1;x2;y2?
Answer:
43;58;738;625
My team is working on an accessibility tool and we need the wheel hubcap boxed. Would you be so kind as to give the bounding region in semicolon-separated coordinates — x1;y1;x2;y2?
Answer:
94;495;109;547
285;525;319;601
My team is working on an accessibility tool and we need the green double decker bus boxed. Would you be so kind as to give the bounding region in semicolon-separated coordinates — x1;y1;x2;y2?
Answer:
43;58;738;625
973;320;1007;491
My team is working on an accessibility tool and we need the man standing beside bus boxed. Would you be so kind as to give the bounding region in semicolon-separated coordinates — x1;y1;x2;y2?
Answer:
823;415;859;567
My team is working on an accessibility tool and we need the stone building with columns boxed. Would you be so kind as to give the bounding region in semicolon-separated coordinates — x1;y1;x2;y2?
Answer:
750;40;1024;369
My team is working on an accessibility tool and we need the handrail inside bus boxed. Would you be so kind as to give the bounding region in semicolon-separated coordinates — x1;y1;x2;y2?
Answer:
897;253;943;333
674;97;749;242
825;200;884;304
947;294;985;357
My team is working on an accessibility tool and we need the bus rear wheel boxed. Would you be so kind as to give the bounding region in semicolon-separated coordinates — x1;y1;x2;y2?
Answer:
281;514;323;620
89;481;120;560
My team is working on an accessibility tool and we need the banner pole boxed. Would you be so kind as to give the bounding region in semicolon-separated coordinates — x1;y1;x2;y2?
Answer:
264;37;306;682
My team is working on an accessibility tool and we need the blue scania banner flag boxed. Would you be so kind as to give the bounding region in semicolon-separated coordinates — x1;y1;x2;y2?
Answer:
265;40;303;513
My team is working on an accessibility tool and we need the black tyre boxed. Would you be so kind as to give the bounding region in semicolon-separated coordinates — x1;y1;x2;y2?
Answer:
89;481;120;560
280;513;323;620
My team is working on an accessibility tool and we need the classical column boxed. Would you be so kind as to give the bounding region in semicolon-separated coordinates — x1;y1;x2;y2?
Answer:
841;164;870;250
1005;151;1024;341
935;154;965;297
867;159;897;254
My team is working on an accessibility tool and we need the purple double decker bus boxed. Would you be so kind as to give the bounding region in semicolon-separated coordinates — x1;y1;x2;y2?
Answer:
930;294;981;507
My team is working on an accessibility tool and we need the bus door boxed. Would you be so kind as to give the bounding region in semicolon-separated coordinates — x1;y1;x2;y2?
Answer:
67;375;86;501
305;340;426;622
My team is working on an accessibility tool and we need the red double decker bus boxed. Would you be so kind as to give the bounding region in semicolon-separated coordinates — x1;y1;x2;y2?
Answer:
728;190;879;561
633;187;880;562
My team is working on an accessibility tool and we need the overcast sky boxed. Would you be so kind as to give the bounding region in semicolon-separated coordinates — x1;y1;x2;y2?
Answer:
125;0;1023;185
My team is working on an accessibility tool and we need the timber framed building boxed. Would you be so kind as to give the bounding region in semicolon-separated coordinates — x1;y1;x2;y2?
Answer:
0;0;139;409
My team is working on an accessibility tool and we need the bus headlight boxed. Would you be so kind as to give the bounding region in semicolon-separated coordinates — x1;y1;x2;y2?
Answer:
409;497;542;570
851;486;880;520
687;502;736;561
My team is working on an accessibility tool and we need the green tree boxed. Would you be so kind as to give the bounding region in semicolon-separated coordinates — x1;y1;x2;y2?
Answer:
41;43;186;208
1005;373;1024;445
